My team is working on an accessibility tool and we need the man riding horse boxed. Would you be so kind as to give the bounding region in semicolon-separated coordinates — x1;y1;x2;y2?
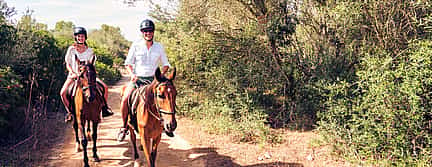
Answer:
60;26;113;122
117;19;174;142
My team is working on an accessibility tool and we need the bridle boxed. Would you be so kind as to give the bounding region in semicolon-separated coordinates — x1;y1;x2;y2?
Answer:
147;81;176;122
78;63;97;102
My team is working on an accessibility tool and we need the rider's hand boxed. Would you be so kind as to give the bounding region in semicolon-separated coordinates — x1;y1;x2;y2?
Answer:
131;74;138;82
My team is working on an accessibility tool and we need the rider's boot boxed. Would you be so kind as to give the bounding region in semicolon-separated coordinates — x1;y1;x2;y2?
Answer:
64;106;73;122
102;105;114;117
164;130;175;137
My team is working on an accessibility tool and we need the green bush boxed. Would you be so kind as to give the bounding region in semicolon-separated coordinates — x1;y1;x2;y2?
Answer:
319;40;432;165
0;66;25;134
95;62;121;84
88;40;122;83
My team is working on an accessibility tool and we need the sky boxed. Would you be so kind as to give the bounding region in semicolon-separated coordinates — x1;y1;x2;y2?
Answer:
5;0;178;41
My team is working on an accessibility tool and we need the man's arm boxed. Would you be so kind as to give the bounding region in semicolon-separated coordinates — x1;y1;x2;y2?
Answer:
125;64;137;82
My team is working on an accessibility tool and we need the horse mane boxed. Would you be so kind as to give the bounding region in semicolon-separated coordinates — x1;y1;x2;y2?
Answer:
143;79;157;113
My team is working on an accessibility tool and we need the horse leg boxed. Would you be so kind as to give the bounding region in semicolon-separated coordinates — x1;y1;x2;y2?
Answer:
87;120;92;141
150;135;161;167
92;121;100;162
73;119;82;153
139;130;153;167
129;127;139;160
80;121;90;167
129;127;140;167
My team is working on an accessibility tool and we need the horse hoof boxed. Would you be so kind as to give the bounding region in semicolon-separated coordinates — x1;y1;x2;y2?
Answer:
165;131;175;137
134;160;141;167
93;156;100;162
75;143;82;153
87;134;92;141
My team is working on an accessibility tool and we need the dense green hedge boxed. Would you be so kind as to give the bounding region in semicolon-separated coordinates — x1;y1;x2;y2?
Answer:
0;67;25;134
320;40;432;165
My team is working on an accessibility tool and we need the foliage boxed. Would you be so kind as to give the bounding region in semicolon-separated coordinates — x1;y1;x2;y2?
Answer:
155;0;287;144
52;20;74;39
95;62;121;84
88;24;131;60
0;67;25;135
0;0;16;21
0;19;17;64
156;0;432;165
320;40;432;165
312;0;432;165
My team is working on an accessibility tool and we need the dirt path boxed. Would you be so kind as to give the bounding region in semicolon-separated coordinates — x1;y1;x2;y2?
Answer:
42;76;205;167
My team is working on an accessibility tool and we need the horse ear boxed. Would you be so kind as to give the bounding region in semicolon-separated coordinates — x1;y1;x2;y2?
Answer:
167;67;176;80
155;67;163;82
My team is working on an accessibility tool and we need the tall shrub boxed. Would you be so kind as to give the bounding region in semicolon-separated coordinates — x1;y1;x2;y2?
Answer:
320;40;432;165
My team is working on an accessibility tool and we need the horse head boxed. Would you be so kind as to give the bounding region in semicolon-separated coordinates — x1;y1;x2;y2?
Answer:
76;54;97;103
153;67;177;133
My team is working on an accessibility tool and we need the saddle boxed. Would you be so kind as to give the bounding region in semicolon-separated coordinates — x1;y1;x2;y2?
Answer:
127;85;148;132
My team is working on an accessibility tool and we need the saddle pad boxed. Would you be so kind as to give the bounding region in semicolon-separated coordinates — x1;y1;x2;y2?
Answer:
127;85;148;132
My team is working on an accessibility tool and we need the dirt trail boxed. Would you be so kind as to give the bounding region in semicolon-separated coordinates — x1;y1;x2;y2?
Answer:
42;76;205;167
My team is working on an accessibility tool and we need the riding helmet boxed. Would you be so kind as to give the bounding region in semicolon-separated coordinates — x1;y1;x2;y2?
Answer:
73;27;87;39
140;19;155;32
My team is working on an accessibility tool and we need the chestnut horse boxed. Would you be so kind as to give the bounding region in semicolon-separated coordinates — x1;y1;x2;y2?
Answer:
123;67;177;167
68;55;104;167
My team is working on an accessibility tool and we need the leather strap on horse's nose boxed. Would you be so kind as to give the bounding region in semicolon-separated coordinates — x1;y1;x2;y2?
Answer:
159;109;175;115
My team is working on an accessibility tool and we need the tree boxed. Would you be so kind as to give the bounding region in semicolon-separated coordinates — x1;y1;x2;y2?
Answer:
52;20;74;39
88;24;130;59
0;0;16;21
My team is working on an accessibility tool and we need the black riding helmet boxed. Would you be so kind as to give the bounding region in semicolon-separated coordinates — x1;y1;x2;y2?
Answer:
140;19;155;32
73;27;87;39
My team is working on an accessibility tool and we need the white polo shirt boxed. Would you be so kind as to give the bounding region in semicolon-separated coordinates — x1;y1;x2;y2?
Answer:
65;46;96;76
124;39;170;77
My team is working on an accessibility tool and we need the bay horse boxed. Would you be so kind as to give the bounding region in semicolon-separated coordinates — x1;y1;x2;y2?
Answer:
68;55;104;167
123;67;177;167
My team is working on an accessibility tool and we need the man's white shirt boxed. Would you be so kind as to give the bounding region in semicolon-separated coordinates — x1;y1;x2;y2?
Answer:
125;39;170;77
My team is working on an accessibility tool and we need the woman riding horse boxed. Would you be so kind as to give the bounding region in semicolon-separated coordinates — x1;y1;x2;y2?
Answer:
60;26;113;123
